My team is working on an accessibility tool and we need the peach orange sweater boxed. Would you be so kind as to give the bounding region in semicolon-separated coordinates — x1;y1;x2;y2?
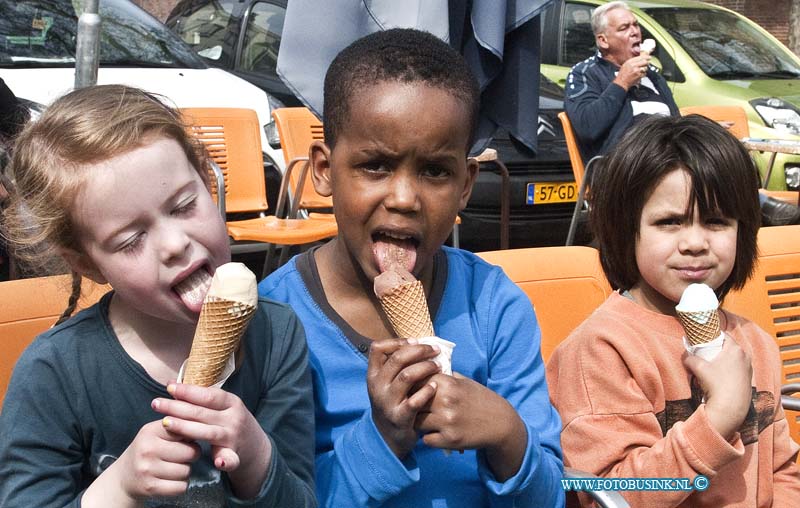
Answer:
547;292;800;507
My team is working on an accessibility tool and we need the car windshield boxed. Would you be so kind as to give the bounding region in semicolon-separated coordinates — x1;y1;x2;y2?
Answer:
0;0;205;68
644;7;800;79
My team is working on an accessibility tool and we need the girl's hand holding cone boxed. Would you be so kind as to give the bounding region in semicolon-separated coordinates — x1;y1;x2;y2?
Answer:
682;338;754;440
152;382;272;499
81;419;200;506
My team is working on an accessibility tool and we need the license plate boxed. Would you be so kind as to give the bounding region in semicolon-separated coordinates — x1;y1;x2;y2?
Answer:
526;182;578;204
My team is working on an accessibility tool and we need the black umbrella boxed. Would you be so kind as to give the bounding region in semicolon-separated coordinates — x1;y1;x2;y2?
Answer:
276;0;555;155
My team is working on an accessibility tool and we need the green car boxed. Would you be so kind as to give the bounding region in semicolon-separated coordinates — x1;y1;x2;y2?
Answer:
540;0;800;191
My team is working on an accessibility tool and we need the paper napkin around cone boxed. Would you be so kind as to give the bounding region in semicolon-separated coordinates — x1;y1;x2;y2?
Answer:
417;336;456;375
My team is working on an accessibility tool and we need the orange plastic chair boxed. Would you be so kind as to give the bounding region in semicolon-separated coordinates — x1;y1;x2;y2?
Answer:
180;108;338;275
1;275;109;406
558;112;602;246
478;246;625;507
270;107;334;217
725;225;800;444
477;245;612;363
679;105;750;140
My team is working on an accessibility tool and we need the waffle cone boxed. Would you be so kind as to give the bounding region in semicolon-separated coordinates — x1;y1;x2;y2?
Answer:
182;296;256;386
677;309;721;346
379;280;434;338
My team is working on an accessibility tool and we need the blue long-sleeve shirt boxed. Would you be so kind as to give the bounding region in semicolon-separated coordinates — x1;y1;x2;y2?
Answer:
565;51;679;161
259;247;564;507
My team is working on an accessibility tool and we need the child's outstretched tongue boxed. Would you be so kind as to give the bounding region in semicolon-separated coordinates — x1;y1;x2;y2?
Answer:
374;237;417;274
174;269;213;314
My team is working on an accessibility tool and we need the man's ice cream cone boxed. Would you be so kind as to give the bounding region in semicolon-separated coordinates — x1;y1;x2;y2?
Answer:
181;263;257;387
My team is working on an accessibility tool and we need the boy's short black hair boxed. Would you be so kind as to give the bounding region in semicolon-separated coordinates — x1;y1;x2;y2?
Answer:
590;114;761;300
322;28;480;149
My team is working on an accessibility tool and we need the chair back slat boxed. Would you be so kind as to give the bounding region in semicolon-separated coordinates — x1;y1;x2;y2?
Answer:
726;225;800;442
557;111;586;189
679;105;750;139
272;107;333;210
182;108;268;214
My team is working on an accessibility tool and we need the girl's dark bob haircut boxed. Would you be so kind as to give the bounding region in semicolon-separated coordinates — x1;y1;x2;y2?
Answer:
589;114;761;300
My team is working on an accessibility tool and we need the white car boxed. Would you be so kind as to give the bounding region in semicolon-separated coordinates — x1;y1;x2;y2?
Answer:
0;0;285;193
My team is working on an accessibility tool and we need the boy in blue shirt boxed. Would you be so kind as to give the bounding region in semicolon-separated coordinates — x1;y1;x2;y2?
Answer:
259;28;564;507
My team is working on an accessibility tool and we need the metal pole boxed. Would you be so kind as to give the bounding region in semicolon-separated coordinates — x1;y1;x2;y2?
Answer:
74;0;101;89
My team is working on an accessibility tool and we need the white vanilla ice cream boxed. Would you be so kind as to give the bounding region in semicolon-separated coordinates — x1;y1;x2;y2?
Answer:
641;38;656;54
207;262;258;308
676;283;718;314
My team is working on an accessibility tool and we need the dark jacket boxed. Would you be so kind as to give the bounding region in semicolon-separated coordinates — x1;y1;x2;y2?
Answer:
565;51;679;161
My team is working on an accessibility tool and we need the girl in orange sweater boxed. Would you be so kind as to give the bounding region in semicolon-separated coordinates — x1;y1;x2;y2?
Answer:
547;114;800;507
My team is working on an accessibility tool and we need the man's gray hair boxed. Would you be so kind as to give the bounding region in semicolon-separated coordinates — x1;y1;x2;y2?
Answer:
591;1;631;35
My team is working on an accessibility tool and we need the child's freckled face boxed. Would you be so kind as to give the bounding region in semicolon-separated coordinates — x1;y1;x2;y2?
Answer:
325;81;477;280
630;168;737;315
70;137;231;324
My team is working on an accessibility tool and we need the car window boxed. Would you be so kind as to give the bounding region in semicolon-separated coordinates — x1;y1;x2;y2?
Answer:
168;0;237;67
645;7;800;79
560;2;595;66
238;1;285;77
0;0;205;68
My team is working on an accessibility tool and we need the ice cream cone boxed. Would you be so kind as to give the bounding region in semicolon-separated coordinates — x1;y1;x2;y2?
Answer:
378;280;435;339
677;309;721;346
182;296;256;387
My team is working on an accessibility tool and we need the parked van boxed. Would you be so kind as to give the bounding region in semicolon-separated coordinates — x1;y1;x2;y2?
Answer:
541;0;800;191
0;0;286;205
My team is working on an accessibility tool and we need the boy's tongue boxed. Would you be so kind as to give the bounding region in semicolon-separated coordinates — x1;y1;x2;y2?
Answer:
374;237;417;274
174;269;212;314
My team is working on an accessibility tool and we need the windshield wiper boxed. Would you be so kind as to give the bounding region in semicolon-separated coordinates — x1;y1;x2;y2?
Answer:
101;58;178;68
710;69;800;79
707;70;760;79
0;59;75;68
754;70;800;78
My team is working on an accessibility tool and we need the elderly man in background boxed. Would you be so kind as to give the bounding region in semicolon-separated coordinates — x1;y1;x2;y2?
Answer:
565;0;800;226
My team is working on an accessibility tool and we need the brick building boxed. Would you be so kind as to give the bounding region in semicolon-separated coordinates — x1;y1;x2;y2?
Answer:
707;0;794;48
134;0;177;22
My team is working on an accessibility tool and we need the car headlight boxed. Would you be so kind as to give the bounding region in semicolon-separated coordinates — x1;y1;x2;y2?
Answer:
785;165;800;191
264;94;285;149
750;97;800;135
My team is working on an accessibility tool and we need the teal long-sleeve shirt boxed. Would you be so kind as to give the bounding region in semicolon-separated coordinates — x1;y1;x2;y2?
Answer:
0;293;316;508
